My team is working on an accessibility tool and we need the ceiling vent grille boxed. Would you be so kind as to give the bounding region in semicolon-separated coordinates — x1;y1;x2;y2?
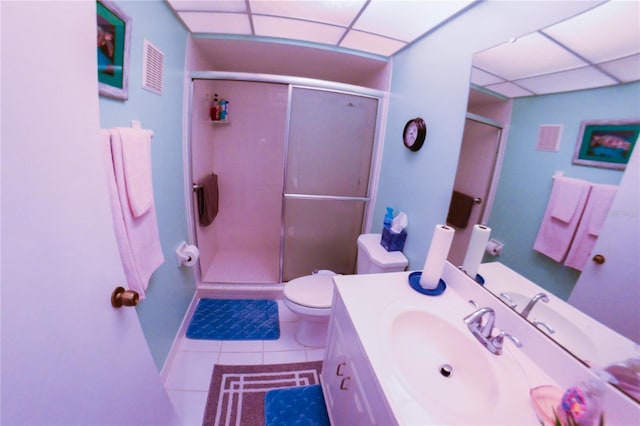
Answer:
142;40;164;95
536;125;563;152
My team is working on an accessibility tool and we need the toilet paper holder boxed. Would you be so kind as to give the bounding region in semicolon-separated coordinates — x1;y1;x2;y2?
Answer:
176;242;199;267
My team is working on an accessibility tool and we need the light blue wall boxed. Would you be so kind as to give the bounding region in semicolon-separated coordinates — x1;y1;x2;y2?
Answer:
488;82;640;299
99;0;194;370
373;2;583;270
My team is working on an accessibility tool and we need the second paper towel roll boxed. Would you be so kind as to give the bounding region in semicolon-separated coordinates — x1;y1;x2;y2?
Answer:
419;224;455;290
462;224;491;279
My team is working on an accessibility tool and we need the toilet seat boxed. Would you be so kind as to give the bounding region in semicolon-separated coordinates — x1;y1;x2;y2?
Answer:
284;274;334;309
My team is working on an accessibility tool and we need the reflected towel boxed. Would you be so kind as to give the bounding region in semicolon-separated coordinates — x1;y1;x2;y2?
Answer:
446;190;475;229
197;173;219;227
565;184;617;271
533;177;591;263
102;128;164;299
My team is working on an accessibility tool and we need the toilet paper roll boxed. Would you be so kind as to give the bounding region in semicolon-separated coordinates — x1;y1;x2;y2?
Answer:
486;239;503;256
178;244;200;267
419;224;455;290
462;224;491;279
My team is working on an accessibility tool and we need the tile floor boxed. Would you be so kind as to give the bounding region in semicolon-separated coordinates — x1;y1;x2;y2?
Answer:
164;299;326;426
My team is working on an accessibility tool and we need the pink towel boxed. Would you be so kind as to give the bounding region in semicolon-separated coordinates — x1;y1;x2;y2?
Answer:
102;129;164;299
116;127;154;218
565;184;618;271
550;177;586;223
533;177;591;262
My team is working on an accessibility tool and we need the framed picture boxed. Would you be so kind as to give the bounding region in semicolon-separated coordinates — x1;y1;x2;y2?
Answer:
97;0;131;100
573;119;640;170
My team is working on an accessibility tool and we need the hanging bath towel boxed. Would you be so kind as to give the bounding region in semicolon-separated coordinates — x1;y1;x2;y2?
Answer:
565;184;618;271
446;190;475;229
533;176;591;263
197;173;219;227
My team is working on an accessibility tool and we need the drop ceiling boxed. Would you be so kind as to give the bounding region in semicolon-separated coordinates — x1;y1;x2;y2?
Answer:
167;0;640;98
471;0;640;98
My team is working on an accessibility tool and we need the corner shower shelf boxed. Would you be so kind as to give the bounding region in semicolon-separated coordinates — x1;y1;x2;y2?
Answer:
210;120;230;125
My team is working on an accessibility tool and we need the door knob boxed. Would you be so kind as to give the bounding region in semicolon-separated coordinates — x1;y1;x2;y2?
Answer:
111;286;139;308
592;254;606;265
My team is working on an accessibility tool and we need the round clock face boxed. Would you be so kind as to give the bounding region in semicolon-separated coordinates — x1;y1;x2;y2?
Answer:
403;118;427;151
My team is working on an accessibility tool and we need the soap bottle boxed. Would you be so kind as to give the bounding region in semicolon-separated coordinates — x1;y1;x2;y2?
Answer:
219;99;228;121
560;377;605;426
384;207;394;228
210;93;220;121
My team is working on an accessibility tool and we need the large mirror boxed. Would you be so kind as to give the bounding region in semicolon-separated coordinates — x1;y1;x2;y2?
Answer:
449;0;639;396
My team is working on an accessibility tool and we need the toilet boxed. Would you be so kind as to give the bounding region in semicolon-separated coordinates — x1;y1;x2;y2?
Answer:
283;233;408;346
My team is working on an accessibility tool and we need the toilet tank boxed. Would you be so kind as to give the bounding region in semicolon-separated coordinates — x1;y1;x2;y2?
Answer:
356;233;408;274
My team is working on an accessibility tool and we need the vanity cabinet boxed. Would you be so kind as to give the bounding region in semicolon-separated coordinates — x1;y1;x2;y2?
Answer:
321;293;395;425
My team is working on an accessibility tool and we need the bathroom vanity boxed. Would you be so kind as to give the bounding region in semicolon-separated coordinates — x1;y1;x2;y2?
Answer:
322;263;640;425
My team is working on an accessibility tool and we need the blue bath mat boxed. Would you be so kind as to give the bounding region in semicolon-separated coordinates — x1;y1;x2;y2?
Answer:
186;299;280;340
264;385;330;426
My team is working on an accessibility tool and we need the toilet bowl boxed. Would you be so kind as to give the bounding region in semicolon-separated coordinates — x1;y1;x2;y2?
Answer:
283;233;408;347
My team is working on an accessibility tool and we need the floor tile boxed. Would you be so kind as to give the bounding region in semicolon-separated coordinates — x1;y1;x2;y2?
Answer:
217;351;263;365
264;322;305;352
264;350;308;364
166;351;219;391
220;339;263;352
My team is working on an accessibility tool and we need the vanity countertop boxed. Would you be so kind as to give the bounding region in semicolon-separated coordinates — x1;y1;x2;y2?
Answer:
332;264;558;425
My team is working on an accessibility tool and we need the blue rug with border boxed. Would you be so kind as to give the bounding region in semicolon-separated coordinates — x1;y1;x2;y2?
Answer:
186;299;280;340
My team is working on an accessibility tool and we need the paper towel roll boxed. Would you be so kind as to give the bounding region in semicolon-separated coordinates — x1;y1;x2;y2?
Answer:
462;224;491;278
177;244;200;267
419;224;455;290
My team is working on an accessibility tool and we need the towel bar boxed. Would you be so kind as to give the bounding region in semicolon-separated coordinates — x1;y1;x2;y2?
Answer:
474;197;482;204
192;183;202;191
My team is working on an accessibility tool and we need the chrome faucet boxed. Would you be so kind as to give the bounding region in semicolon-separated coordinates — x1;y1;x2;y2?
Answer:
464;307;523;355
520;292;549;319
464;307;495;340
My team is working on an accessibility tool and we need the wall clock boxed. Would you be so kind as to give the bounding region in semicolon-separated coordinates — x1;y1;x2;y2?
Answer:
403;117;427;151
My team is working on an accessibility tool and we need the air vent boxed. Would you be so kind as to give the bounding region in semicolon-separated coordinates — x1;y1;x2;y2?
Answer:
142;40;164;95
536;125;563;152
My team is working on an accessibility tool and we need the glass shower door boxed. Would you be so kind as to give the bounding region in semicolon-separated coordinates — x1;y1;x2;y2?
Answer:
282;87;378;281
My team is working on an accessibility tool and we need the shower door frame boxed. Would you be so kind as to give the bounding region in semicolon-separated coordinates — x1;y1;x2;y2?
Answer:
183;71;388;289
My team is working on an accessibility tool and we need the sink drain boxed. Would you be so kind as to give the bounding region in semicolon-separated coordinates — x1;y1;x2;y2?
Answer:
439;364;453;377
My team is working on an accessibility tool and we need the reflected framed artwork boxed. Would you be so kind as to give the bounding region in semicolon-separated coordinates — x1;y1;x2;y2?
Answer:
573;119;640;170
97;0;131;100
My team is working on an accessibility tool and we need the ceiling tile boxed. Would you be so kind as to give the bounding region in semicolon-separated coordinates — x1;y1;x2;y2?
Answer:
249;0;365;27
484;82;534;98
340;30;406;57
179;12;252;34
542;1;640;63
598;54;640;83
470;67;505;86
515;66;618;95
354;0;473;42
473;32;588;80
168;0;246;13
253;16;346;45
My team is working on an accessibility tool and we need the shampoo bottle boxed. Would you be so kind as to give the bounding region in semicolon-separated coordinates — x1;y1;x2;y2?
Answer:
210;93;220;121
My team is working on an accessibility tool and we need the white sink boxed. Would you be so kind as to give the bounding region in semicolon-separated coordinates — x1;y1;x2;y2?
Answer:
380;304;531;424
503;292;597;360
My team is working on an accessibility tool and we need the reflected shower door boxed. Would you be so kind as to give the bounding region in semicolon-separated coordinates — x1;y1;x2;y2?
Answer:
283;88;378;281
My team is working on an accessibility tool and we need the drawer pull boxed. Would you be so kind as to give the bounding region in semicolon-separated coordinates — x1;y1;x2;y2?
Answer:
336;361;346;376
340;377;351;390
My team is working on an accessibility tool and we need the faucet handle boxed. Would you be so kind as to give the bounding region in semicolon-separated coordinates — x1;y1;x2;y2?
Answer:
532;320;555;334
491;330;523;354
499;293;517;309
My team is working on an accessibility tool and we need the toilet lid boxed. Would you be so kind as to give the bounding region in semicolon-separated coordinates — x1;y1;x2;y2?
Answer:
284;274;335;309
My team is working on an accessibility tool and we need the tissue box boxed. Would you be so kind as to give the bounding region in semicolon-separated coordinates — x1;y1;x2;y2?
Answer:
380;227;407;252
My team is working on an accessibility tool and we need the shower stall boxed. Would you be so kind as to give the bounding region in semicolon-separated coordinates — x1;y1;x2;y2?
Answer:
188;75;382;284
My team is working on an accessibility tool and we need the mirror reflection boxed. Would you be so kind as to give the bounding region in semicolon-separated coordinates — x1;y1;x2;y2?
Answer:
448;0;639;396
